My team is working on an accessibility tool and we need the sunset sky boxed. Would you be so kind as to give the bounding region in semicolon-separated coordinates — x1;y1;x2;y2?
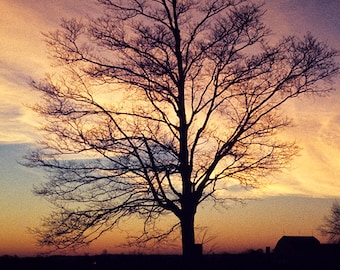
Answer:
1;0;340;257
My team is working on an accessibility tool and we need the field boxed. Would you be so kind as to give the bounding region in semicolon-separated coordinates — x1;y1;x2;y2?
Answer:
1;252;337;270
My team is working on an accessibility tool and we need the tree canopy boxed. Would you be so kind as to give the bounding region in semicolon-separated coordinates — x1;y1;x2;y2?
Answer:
25;0;339;258
319;201;340;244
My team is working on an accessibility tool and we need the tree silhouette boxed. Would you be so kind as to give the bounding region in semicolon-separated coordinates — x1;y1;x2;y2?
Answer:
319;201;340;244
25;0;339;260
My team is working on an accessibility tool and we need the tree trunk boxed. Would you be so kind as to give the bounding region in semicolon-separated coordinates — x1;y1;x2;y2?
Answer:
181;203;196;261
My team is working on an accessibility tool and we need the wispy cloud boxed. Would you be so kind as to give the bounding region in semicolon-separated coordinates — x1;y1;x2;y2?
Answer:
0;0;101;143
0;101;37;143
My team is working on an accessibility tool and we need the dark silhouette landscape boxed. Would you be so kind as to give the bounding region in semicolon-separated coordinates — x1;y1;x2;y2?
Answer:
1;236;339;270
0;252;337;270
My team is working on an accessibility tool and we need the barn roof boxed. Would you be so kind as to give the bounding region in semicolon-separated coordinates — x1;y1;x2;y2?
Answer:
275;236;320;252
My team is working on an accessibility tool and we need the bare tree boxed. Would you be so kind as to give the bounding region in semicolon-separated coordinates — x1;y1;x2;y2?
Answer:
319;201;340;244
25;0;339;260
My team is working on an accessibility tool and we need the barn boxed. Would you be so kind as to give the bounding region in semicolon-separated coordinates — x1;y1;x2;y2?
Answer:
274;236;320;259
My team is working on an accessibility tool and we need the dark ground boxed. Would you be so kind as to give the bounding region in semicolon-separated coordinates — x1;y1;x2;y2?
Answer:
0;252;338;270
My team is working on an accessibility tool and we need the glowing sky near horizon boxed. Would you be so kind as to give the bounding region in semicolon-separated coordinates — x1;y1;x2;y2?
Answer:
0;0;340;256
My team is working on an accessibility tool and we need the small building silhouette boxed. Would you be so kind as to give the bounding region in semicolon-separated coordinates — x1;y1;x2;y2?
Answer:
273;235;340;268
274;236;320;260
